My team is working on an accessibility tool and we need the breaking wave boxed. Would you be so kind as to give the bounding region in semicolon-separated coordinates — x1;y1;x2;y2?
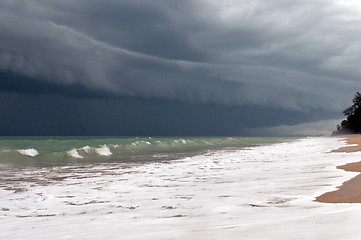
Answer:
17;148;39;157
80;146;91;153
67;149;83;159
66;145;112;159
95;145;112;156
0;136;293;166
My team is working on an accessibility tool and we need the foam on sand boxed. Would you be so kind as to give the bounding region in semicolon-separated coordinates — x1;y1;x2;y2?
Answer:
4;137;361;240
17;148;38;157
317;134;361;203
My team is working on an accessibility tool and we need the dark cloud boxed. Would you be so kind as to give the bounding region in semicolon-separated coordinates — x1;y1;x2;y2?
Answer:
0;71;114;98
0;91;338;136
46;0;208;61
0;0;360;135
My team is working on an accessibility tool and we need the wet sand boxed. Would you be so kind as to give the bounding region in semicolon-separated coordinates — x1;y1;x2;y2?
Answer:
316;135;361;203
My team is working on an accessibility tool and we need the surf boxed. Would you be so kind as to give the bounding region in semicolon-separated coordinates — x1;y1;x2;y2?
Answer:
17;148;39;157
0;136;294;167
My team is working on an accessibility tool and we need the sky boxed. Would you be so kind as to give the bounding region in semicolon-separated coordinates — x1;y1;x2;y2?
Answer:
0;0;361;136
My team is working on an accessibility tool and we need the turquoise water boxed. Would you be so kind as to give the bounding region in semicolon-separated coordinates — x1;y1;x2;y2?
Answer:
0;136;295;167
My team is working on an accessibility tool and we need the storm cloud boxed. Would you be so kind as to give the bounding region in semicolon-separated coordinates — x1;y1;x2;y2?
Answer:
0;0;360;135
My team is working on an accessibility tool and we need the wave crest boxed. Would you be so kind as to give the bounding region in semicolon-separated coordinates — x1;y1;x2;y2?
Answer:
17;148;39;157
95;145;112;156
67;149;83;159
80;146;91;153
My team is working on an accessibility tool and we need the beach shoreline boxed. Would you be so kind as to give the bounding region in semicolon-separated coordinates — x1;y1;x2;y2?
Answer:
316;135;361;203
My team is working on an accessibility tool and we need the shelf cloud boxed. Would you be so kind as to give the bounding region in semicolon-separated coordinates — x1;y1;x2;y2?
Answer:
1;0;360;135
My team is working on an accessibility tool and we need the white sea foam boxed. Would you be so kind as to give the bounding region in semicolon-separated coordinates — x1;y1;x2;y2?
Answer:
80;146;91;153
95;145;112;156
67;149;83;159
132;141;151;147
17;148;38;157
3;137;361;239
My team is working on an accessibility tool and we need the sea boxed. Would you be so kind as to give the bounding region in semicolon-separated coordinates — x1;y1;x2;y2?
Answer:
1;136;361;239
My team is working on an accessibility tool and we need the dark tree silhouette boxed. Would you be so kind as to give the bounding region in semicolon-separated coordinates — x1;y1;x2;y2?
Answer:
333;92;361;135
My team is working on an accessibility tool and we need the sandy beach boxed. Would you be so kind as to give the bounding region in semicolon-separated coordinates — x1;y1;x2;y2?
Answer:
316;135;361;203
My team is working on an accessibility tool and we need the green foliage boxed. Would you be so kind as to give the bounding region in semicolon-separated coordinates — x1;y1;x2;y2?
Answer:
333;92;361;135
343;92;361;117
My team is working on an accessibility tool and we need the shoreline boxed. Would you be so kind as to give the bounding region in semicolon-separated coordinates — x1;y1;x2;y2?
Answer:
316;135;361;203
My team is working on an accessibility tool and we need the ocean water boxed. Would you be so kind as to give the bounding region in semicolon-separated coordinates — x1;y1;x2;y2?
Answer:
0;136;289;167
1;136;361;239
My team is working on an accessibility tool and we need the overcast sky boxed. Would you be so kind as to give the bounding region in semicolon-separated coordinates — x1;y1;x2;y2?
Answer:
1;0;360;136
